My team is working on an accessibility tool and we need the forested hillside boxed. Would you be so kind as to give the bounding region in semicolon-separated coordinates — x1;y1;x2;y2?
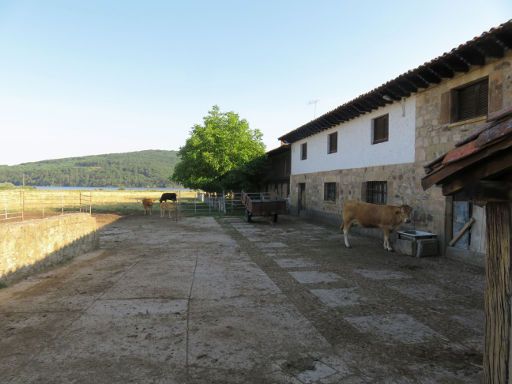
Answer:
0;150;180;187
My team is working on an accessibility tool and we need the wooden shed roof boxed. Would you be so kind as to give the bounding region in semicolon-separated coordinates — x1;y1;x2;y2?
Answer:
279;20;512;144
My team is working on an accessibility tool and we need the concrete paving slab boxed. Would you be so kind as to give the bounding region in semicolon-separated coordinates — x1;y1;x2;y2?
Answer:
311;288;362;307
255;242;288;249
0;214;485;383
345;313;440;344
289;271;342;284
295;360;337;383
275;258;319;269
193;264;281;299
354;269;412;280
387;283;447;301
188;296;331;371
451;309;485;334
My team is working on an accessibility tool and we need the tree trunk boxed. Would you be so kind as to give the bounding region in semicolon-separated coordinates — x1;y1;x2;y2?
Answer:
484;202;512;383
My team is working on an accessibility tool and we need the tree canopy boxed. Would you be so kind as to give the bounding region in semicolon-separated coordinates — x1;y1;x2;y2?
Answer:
172;106;266;191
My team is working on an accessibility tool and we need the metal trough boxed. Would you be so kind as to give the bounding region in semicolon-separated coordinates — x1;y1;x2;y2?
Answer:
396;230;438;257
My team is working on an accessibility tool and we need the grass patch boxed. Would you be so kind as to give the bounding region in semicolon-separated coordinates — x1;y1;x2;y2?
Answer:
0;281;8;289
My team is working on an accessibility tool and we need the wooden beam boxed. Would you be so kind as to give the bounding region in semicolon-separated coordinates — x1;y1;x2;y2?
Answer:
483;202;512;383
422;137;512;190
396;78;418;93
404;74;429;89
430;61;455;78
441;150;512;196
444;55;470;73
450;181;512;202
449;217;475;246
477;38;505;58
495;30;512;49
458;48;486;66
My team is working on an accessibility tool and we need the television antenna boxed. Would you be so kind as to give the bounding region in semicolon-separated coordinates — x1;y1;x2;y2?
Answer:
308;99;319;119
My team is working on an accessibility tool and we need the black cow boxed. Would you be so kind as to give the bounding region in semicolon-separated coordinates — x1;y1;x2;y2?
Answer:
159;192;177;203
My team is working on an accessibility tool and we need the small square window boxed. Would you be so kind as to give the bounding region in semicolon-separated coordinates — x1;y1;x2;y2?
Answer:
451;78;488;122
362;181;387;204
324;182;336;201
372;114;389;144
300;143;307;160
327;132;338;154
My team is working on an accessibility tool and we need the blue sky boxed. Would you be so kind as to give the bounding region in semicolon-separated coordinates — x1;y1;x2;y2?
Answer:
0;0;510;165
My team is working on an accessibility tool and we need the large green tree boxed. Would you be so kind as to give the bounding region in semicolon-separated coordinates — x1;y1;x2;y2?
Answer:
172;106;266;191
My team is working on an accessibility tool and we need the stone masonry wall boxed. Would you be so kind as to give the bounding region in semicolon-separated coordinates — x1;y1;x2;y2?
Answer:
415;51;512;165
290;51;512;252
0;213;98;284
290;164;445;245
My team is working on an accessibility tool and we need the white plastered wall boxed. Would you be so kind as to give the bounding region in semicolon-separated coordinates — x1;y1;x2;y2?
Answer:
291;96;416;175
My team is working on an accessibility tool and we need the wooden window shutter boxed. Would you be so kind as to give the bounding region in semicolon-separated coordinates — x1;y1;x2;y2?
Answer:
439;91;451;124
453;78;488;122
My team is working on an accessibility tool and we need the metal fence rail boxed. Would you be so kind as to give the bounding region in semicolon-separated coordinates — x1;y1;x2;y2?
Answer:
0;190;92;222
0;189;245;223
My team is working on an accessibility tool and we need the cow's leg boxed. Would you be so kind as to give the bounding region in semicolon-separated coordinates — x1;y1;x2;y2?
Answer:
343;221;353;248
383;229;393;252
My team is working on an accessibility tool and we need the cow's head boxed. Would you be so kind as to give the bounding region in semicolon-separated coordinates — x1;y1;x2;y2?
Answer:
397;205;413;223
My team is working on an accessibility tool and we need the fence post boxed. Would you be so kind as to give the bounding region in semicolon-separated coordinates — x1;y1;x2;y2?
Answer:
194;192;197;214
21;190;24;221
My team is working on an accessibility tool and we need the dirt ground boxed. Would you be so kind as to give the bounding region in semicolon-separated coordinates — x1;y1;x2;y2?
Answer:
0;214;484;383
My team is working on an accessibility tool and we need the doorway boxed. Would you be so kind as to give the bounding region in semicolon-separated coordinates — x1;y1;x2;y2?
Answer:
298;183;306;214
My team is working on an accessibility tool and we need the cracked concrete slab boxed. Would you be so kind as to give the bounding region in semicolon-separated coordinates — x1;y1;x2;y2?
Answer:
354;269;413;280
275;258;319;269
311;288;363;307
345;313;441;344
289;271;342;284
387;283;447;301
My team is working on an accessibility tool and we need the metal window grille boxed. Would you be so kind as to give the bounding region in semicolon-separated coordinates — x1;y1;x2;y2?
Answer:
301;143;307;160
328;132;338;153
372;114;389;144
452;78;488;122
364;181;387;204
324;182;336;201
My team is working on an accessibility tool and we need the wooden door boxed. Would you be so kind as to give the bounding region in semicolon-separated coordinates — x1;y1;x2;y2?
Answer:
298;183;306;213
453;201;471;249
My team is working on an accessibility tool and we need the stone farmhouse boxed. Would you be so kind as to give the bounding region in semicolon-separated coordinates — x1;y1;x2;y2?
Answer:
277;20;512;265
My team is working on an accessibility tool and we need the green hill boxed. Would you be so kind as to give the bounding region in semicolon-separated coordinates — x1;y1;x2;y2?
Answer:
0;150;180;188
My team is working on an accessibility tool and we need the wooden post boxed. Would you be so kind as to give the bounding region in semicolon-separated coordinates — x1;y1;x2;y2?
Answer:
21;190;24;221
484;202;512;383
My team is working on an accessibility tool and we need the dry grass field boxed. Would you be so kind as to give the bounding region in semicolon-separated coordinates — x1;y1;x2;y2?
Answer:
0;189;199;221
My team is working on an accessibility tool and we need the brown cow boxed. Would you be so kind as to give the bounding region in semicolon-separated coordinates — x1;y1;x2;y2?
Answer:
340;200;412;251
142;198;154;215
160;201;178;220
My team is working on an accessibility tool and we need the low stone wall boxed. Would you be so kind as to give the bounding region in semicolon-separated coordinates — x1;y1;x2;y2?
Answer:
0;213;98;284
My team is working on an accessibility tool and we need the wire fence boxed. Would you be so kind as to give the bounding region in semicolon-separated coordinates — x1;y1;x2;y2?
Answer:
0;190;92;222
0;190;246;223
